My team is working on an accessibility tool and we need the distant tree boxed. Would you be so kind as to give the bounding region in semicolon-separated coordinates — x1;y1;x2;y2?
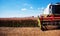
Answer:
32;16;34;18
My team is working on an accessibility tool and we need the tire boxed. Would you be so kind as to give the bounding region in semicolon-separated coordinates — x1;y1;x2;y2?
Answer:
41;25;48;31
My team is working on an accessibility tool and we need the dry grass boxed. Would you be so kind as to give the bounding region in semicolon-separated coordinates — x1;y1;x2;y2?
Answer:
0;27;60;36
0;17;60;36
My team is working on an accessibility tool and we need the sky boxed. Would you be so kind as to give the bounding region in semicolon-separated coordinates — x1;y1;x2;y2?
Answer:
0;0;60;18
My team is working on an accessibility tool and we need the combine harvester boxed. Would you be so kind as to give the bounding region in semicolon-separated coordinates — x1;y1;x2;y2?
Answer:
38;3;60;31
0;2;60;31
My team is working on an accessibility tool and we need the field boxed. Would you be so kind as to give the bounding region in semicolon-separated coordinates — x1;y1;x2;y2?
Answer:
0;17;60;36
0;27;60;36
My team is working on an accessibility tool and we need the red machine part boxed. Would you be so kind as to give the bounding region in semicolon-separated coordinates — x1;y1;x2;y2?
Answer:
39;14;60;31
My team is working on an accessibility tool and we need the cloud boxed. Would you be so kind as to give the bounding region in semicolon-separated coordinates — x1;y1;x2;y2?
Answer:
21;8;27;11
38;8;40;10
30;6;33;9
23;3;32;8
23;3;34;10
